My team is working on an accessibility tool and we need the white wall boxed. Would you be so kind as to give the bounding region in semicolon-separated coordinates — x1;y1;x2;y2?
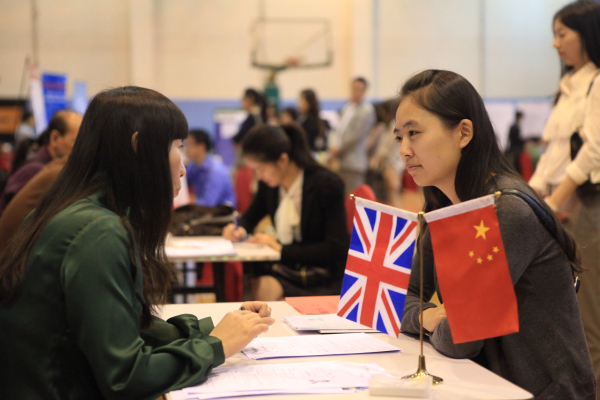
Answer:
0;0;573;101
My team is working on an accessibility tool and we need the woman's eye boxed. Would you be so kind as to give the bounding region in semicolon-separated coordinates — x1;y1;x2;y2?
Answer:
408;130;419;136
394;136;402;143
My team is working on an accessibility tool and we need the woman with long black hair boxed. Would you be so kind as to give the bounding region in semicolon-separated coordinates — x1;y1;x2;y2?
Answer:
528;1;600;390
397;70;595;399
0;86;274;400
298;89;327;152
223;123;348;300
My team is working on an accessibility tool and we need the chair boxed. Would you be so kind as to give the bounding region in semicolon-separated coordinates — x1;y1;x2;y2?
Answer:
345;184;377;234
235;166;254;214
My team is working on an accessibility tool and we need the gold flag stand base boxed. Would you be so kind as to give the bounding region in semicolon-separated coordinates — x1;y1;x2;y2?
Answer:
401;355;443;385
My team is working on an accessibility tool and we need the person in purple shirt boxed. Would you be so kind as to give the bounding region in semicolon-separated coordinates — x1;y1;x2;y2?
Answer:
185;129;236;207
0;110;82;215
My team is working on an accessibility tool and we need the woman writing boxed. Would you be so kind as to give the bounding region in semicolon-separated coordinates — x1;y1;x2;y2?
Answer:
0;86;274;400
398;70;595;399
223;124;348;300
529;1;600;387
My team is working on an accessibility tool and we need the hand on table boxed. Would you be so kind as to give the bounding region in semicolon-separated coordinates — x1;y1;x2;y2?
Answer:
210;309;275;358
421;304;446;333
240;301;272;317
247;233;282;252
222;223;247;242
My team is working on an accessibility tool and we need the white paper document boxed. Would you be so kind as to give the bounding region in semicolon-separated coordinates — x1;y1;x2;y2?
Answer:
241;333;400;360
165;237;236;258
169;361;390;400
284;313;379;333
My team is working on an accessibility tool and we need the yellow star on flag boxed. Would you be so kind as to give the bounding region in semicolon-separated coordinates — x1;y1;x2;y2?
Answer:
477;257;483;264
474;220;490;240
469;251;474;257
487;254;493;261
493;246;499;253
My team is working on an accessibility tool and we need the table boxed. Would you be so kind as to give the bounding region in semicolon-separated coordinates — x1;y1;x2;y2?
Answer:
166;236;281;302
159;301;533;400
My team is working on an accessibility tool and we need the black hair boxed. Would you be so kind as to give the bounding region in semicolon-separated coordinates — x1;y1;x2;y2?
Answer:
354;77;368;88
244;88;268;123
515;111;524;120
282;107;299;121
188;129;213;152
554;0;600;70
11;110;73;175
21;110;33;122
397;69;581;272
241;123;320;170
0;86;188;325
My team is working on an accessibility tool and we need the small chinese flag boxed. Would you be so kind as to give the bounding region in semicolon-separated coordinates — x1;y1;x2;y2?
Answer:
424;194;518;344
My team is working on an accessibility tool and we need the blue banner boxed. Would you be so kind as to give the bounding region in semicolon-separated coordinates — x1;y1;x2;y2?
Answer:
42;73;67;124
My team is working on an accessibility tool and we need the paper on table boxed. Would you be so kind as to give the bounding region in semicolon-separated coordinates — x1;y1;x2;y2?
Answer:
170;361;390;400
284;313;378;332
165;238;236;258
241;333;400;360
285;295;339;314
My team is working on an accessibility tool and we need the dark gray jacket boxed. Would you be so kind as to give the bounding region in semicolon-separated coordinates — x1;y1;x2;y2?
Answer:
402;175;596;399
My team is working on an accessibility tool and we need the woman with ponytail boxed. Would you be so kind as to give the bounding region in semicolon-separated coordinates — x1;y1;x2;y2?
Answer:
223;123;348;300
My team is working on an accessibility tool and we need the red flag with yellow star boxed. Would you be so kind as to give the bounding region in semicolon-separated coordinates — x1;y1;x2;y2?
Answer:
424;194;518;344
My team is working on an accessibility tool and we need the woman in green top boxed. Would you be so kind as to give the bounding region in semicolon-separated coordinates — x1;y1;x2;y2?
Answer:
0;86;274;400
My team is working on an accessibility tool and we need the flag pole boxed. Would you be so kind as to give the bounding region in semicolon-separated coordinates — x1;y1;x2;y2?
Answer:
402;211;443;384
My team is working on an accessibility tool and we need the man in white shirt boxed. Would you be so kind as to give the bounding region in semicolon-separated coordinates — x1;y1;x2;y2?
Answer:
329;77;376;195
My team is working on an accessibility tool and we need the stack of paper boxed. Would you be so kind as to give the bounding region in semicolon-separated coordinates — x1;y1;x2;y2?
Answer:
241;333;400;360
169;361;391;400
284;313;379;333
165;237;236;258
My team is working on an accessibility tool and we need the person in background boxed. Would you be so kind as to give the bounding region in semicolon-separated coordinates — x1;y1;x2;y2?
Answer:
13;110;36;144
367;101;404;206
505;111;524;174
223;124;348;301
185;129;235;207
298;89;327;152
280;107;299;125
398;69;595;399
329;77;376;195
528;2;600;390
232;88;266;146
0;109;82;215
0;86;274;400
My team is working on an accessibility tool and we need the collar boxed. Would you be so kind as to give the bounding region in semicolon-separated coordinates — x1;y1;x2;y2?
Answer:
561;61;599;96
281;169;304;197
87;192;130;218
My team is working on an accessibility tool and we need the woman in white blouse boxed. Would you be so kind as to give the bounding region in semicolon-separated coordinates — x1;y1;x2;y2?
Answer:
530;0;600;389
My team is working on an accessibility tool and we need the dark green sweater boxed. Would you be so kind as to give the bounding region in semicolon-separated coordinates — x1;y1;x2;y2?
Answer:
0;193;225;400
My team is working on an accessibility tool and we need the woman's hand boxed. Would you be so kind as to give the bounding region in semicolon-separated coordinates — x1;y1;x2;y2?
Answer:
247;233;282;252
240;301;272;317
209;310;275;358
421;305;447;333
222;223;247;242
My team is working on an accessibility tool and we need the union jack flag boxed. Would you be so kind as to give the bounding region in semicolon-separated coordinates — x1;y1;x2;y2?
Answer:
337;197;418;337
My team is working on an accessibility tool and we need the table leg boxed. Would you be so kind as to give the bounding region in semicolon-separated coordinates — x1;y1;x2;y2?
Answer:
212;262;226;303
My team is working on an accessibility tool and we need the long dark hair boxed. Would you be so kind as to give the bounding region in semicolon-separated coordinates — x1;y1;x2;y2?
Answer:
300;89;325;138
242;123;320;170
244;88;268;124
398;70;581;272
554;0;600;71
0;86;188;325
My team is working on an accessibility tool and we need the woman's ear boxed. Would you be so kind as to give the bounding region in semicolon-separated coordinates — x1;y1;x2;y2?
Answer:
458;119;474;149
131;131;139;152
278;153;289;168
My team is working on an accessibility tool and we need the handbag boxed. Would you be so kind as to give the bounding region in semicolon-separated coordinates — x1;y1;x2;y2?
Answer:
170;204;234;236
270;264;331;287
570;72;600;197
